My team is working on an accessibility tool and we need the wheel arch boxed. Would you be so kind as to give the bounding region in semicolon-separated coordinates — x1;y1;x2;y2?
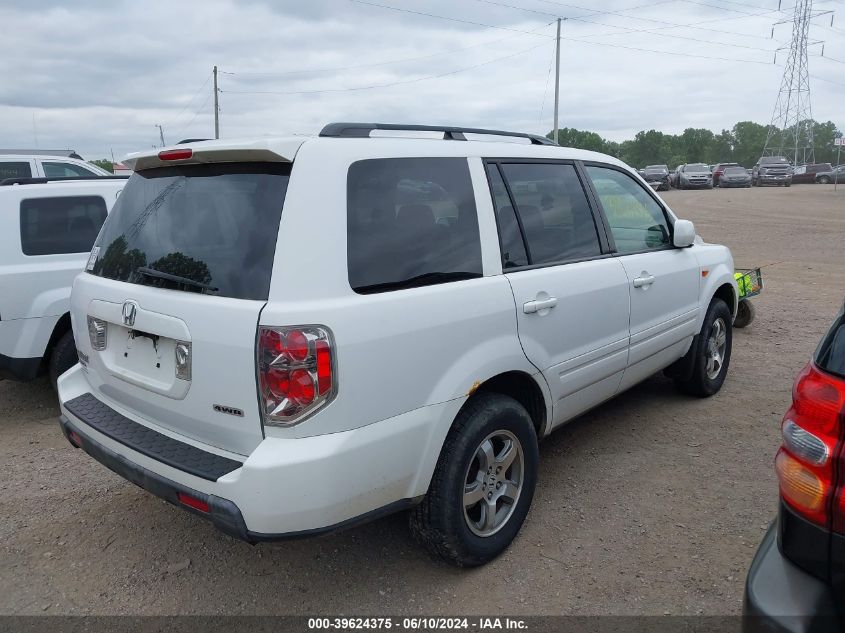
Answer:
472;370;549;437
41;312;72;371
713;282;737;317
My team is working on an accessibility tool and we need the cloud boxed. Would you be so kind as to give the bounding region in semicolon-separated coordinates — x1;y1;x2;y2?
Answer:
0;0;840;160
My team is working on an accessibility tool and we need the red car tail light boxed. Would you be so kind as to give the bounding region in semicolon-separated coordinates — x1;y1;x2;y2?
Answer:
257;325;336;426
776;362;845;528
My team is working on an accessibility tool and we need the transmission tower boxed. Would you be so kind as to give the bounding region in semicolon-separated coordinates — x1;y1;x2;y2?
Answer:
763;0;830;165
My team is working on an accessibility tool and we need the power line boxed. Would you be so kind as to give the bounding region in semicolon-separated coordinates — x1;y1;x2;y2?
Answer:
162;72;212;127
220;21;553;77
221;38;553;96
176;91;212;139
475;0;780;52
349;0;554;37
533;0;784;40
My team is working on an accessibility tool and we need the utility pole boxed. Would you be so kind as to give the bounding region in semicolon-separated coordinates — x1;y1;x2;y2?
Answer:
553;18;561;144
155;124;166;147
213;65;220;140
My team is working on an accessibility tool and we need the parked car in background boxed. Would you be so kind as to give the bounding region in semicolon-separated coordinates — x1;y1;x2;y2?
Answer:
0;153;111;181
57;123;737;567
792;163;833;184
719;166;752;188
743;303;845;631
752;156;793;187
816;165;845;184
676;163;713;189
712;162;739;186
0;177;124;386
642;164;671;191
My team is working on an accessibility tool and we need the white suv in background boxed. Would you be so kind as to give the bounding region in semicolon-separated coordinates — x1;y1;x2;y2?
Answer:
58;124;737;566
0;178;124;385
0;153;111;181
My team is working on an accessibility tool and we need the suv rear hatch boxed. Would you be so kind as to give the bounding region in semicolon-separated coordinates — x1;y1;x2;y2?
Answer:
72;149;297;456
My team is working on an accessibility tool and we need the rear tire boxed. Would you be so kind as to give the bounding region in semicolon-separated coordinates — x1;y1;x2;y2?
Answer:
674;299;732;397
49;331;77;390
409;393;538;567
818;176;831;184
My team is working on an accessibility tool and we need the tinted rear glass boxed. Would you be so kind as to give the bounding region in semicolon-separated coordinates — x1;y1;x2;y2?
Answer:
90;162;289;301
347;158;482;293
20;196;107;256
816;309;845;379
1;161;32;179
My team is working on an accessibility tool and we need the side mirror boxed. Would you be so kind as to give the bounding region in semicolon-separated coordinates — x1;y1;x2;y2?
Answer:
673;219;696;248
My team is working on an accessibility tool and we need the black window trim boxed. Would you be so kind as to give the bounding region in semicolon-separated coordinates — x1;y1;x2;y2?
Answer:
581;160;680;257
482;158;614;274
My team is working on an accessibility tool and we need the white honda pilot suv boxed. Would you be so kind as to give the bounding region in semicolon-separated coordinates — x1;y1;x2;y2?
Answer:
58;123;737;566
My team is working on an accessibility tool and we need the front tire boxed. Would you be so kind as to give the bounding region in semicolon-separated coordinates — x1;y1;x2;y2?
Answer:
818;176;831;184
409;393;538;567
674;299;732;397
49;331;77;390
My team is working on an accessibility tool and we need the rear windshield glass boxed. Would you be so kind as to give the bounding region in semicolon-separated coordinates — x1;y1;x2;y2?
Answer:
1;161;32;180
724;167;747;175
89;162;289;301
816;309;845;379
684;164;709;172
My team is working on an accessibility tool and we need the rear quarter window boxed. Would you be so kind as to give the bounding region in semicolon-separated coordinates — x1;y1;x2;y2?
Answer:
816;310;845;379
1;161;32;180
346;157;483;293
20;196;107;256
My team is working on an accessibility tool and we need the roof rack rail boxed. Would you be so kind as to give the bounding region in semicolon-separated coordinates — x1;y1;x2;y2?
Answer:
177;138;210;144
319;122;558;146
0;175;130;186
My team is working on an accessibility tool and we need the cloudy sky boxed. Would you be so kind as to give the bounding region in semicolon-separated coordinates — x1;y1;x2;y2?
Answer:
1;0;842;161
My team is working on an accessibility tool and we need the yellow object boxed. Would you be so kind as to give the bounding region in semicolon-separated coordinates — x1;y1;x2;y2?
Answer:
735;271;752;298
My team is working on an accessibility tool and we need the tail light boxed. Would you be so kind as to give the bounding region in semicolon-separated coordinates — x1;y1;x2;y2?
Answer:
158;148;193;161
776;362;845;529
257;325;336;426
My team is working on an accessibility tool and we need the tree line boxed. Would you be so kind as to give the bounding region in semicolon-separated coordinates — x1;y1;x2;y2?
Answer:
547;120;842;169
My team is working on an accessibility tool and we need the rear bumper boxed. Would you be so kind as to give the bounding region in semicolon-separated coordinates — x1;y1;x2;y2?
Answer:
0;352;41;381
743;520;840;633
58;364;451;539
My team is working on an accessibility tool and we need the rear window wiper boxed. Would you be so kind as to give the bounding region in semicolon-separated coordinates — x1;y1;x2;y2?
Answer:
135;267;219;294
355;271;481;294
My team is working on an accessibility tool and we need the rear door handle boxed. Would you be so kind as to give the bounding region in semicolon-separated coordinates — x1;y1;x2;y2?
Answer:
523;297;558;314
632;274;655;288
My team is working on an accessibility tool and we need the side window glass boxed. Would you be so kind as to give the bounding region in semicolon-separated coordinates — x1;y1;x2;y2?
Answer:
499;163;601;265
586;166;671;254
0;161;32;179
20;196;107;256
347;158;483;293
43;161;97;178
485;164;528;269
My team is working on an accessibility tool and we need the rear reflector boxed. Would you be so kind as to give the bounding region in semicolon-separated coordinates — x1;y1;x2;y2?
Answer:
158;148;193;161
177;492;209;513
68;430;83;448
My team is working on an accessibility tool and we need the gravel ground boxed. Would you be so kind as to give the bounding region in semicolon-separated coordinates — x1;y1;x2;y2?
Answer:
1;185;843;616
